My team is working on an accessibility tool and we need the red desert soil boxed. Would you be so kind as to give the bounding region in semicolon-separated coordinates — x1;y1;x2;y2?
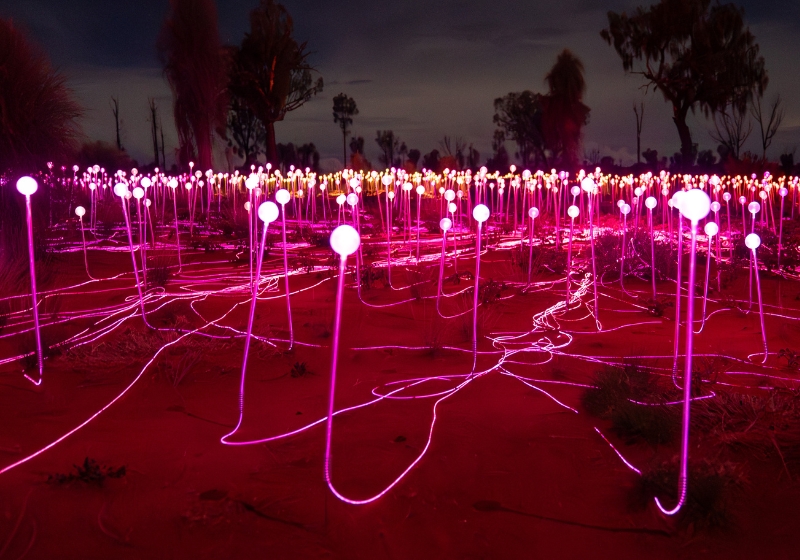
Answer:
1;232;800;559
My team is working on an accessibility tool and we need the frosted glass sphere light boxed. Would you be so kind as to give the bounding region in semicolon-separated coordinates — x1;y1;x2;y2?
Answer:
745;233;761;250
258;201;279;224
330;225;361;257
472;204;490;223
275;189;290;205
16;176;38;196
679;189;711;223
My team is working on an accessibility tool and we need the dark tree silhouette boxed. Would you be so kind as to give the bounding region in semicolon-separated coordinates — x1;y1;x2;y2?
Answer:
148;98;160;167
710;104;751;161
229;0;323;163
751;95;783;161
158;0;228;170
493;91;545;168
297;143;319;171
542;49;590;168
227;95;266;167
375;130;400;168
0;18;82;175
633;101;644;164
111;96;123;151
602;0;768;168
332;93;358;167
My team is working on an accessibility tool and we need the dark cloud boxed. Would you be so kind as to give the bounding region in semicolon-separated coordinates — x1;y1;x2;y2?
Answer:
1;0;798;167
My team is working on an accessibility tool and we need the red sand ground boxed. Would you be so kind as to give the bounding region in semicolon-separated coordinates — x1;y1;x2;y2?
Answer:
1;229;800;559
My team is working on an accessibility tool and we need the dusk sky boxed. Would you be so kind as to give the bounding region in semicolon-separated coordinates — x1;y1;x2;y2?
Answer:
2;0;799;170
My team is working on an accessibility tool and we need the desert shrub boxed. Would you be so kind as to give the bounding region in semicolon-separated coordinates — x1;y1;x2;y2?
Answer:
582;365;678;446
290;361;311;378
630;458;746;531
48;457;126;486
693;389;800;471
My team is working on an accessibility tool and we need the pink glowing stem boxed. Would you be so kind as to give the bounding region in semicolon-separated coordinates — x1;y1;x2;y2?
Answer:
78;216;95;280
172;192;182;272
588;192;600;330
778;195;785;269
416;191;422;263
619;211;628;294
565;216;574;309
119;196;148;327
472;221;483;374
436;229;447;317
229;221;270;437
751;247;768;363
280;203;294;350
23;194;44;385
672;214;684;387
655;218;699;516
648;209;656;301
386;197;393;287
324;252;349;498
697;235;712;333
526;216;535;288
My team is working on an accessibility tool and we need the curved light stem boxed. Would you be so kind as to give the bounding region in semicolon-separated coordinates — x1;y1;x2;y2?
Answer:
227;222;270;438
324;254;349;491
655;219;699;516
672;215;684;387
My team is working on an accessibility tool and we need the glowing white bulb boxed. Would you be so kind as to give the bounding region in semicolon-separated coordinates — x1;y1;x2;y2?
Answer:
258;201;279;224
402;182;413;192
779;187;788;197
387;191;395;201
704;222;718;237
440;217;452;231
416;185;426;196
132;187;144;200
168;179;178;189
381;175;392;186
346;193;359;207
140;177;152;188
567;205;579;219
748;201;761;215
581;177;595;192
621;203;631;216
472;204;490;223
113;183;128;197
444;190;455;201
710;201;720;212
570;186;580;197
722;192;731;202
529;207;539;219
448;202;457;213
679;189;711;223
336;194;346;206
16;176;38;196
75;206;86;217
645;196;657;210
745;233;761;250
330;224;361;257
275;189;290;205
